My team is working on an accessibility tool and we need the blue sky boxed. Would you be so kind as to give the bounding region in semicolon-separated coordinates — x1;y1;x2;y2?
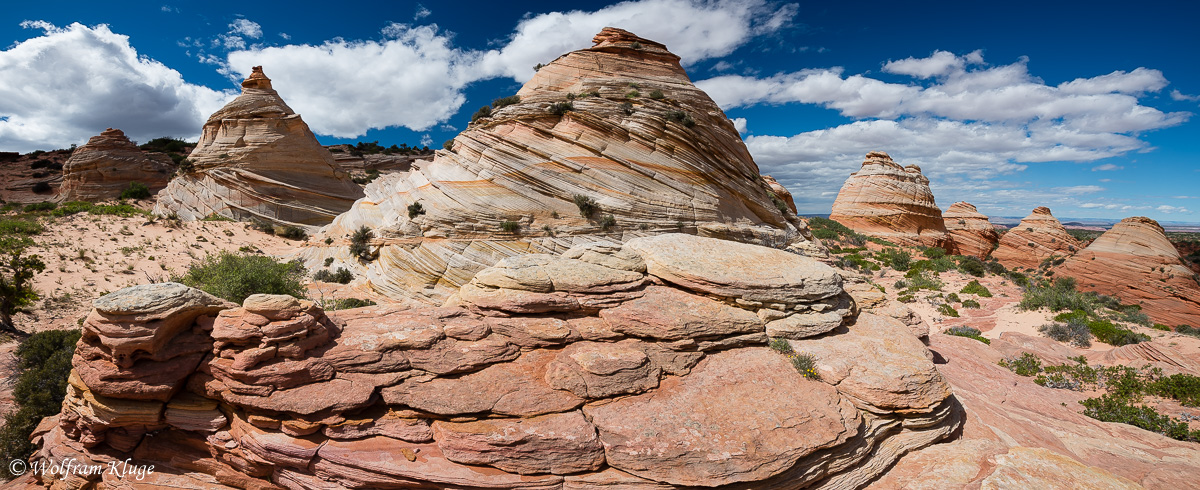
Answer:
2;0;1198;222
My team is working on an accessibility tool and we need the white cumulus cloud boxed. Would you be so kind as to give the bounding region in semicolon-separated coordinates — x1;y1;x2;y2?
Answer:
0;21;234;152
1157;205;1191;214
1091;163;1123;171
229;18;263;39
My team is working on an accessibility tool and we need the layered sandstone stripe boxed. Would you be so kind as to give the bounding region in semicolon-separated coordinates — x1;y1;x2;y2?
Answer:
944;201;1000;258
154;67;363;229
298;28;818;305
992;207;1080;270
1057;217;1200;327
58;128;174;201
829;151;950;249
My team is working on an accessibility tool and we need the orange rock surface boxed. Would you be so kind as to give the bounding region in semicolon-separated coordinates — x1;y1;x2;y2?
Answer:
992;207;1080;270
58;128;174;201
1057;216;1200;327
829;151;950;249
943;201;1000;258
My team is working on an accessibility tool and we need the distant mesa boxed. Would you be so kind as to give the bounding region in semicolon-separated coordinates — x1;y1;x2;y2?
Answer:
992;206;1081;270
943;201;1000;259
299;27;818;305
154;66;364;229
1057;216;1200;327
57;128;174;202
829;151;950;249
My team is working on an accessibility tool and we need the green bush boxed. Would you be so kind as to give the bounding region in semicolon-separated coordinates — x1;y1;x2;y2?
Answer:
958;256;985;277
789;353;820;380
443;139;455;151
626;90;640;98
664;110;695;127
922;247;946;259
876;248;911;271
1087;318;1149;346
323;257;334;267
999;352;1043;377
962;299;981;309
573;194;599;217
0;218;44;236
937;303;960;317
471;105;492;122
313;267;354;284
349;226;374;261
1;251;47;331
549;102;574;115
985;260;1007;275
904;270;943;292
946;293;961;303
1019;277;1101;314
768;338;793;354
407;201;426;219
1039;321;1092;348
945;326;990;344
276;226;308;241
22;202;56;212
600;214;617;231
1080;394;1199;442
201;213;234;222
649;89;664;100
119;181;151;200
960;280;993;297
492;95;521;108
324;298;377;310
139;136;190;153
173;251;305;304
1152;323;1171;331
0;329;81;477
500;220;521;233
767;192;789;215
31;182;52;193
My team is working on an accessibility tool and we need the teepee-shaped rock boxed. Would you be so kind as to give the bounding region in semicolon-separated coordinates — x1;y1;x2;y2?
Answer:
58;128;174;201
300;28;815;305
992;207;1080;270
154;67;363;228
829;151;949;249
943;202;999;259
1057;217;1200;327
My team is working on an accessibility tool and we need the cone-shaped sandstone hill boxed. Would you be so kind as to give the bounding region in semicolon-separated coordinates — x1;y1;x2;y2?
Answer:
58;128;174;201
829;151;950;249
992;207;1080;270
301;27;817;305
1057;217;1200;327
943;201;1000;259
154;67;364;228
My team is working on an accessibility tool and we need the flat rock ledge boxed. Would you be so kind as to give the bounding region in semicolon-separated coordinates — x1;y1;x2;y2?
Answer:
25;234;960;489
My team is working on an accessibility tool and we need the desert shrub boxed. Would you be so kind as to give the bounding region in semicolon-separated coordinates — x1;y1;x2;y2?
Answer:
649;89;664;100
407;201;425;219
621;102;634;115
998;352;1043;377
946;293;961;303
960;280;993;297
471;105;492;122
876;248;911;271
768;338;793;354
89;204;147;217
443;139;455;151
119;181;152;200
1152;323;1171;331
1080;394;1199;442
176;158;195;174
139;136;190;153
323;257;334;267
313;267;354;284
324;298;377;310
31;182;51;193
1039;321;1093;348
897;293;914;303
492;95;521;108
904;270;943;292
1087;318;1149;346
1019;277;1100;314
0;329;81;477
945;326;990;344
626;90;640;98
201;213;234;222
549;102;574;115
839;253;880;272
29;159;62;171
573;194;599;217
1109;305;1152;327
600;214;617;231
937;303;960;317
22;202;56;212
0;218;44;236
767;192;790;215
1;251;47;331
789;353;820;380
962;299;981;309
664;110;695;127
173;251;305;304
352;169;381;185
276;226;308;241
957;256;986;277
349;226;374;261
499;220;521;233
984;260;1006;275
922;247;946;259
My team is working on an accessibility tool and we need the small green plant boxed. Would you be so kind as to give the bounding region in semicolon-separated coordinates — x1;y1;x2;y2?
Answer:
767;192;790;215
768;338;793;354
573;194;599;217
500;220;521;233
471;105;492;122
119;181;152;200
665;110;695;127
998;352;1043;377
0;329;81;477
630;41;642;49
407;201;426;219
173;252;306;304
22;202;56;212
1;250;47;332
324;298;377;310
324;257;334;267
937;303;960;317
201;213;234;222
349;226;375;261
876;248;912;271
946;293;961;303
313;267;354;284
962;299;981;309
443;139;455;151
549;102;574;115
922;247;947;259
957;256;985;277
649;89;664;99
276;226;308;241
1039;320;1093;348
789;353;821;380
492;95;521;108
621;102;634;115
1153;323;1171;331
960;280;993;297
626;90;640;98
600;214;617;231
945;326;990;344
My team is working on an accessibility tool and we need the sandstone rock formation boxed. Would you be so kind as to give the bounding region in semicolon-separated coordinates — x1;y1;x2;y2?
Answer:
57;128;175;201
154;67;364;229
943;201;1000;258
873;333;1200;488
992;207;1081;270
298;28;817;305
829;151;950;249
25;234;962;489
763;174;798;214
1056;217;1200;327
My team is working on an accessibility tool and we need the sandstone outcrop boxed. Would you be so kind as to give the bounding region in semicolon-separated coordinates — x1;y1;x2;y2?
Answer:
57;128;175;201
25;234;961;489
297;28;817;305
943;201;1000;258
154;67;364;229
763;174;798;214
1056;217;1200;327
829;151;950;249
992;207;1081;270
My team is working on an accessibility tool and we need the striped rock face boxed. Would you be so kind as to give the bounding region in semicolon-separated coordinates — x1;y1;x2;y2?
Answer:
298;27;816;305
154;66;364;229
992;206;1081;270
1057;216;1200;327
829;151;951;249
59;128;174;201
944;201;1000;259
